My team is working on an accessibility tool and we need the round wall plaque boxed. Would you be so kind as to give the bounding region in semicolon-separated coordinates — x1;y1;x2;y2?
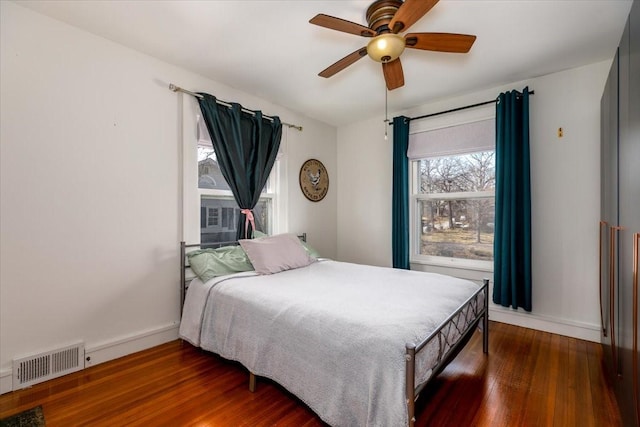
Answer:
299;159;329;202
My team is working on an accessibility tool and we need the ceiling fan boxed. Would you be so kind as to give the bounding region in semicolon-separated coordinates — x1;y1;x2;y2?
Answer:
310;0;476;90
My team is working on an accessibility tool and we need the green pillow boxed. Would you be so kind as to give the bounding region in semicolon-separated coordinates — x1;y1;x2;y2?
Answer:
302;241;320;258
187;245;254;282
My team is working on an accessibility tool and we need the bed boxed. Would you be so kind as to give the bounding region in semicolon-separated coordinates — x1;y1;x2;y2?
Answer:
179;233;488;427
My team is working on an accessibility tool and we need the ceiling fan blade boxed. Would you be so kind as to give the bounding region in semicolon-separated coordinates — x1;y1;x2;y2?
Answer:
405;33;476;53
319;47;368;78
389;0;439;33
382;58;404;90
310;14;376;37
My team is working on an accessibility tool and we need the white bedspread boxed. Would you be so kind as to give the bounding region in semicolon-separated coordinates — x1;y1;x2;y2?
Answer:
179;260;481;427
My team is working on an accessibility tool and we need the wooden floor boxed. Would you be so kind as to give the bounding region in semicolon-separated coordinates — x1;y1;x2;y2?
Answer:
0;321;621;426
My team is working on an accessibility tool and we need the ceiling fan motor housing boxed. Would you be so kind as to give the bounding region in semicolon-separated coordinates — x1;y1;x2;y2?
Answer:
366;0;403;32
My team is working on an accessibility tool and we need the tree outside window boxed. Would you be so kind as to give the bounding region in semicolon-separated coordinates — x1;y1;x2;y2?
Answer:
415;150;495;262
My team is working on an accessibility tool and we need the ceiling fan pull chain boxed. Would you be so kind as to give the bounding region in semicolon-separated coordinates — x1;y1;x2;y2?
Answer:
384;86;390;140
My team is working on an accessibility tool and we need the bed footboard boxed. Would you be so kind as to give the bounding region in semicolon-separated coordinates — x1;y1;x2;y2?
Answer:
405;278;489;427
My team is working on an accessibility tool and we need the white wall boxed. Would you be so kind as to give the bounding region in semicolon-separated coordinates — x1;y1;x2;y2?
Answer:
0;1;336;393
286;120;338;258
337;121;393;267
337;60;612;342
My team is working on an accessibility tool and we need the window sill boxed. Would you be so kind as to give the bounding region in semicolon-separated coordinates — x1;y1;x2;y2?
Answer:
410;257;493;273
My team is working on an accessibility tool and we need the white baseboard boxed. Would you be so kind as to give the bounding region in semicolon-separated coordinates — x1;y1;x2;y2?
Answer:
0;370;12;395
84;322;180;367
489;306;601;342
410;262;602;343
0;322;180;395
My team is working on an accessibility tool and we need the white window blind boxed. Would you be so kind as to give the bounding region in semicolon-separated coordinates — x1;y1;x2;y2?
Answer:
407;118;495;160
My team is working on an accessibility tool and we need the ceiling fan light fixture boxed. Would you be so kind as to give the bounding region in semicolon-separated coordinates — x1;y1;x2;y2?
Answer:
367;33;405;63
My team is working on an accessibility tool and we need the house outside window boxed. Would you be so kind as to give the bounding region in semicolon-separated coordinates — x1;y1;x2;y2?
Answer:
197;116;276;245
409;117;495;270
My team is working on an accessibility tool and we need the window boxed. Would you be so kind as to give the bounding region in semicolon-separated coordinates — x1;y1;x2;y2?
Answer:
207;207;219;227
409;118;495;269
197;117;277;245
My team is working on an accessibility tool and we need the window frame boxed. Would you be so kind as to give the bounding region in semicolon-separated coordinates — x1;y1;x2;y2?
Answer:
195;115;282;242
408;111;495;272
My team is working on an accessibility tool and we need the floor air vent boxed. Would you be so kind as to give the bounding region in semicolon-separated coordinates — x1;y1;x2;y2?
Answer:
13;342;85;390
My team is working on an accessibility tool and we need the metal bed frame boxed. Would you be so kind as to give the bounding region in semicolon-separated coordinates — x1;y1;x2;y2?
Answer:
180;237;489;427
405;279;488;426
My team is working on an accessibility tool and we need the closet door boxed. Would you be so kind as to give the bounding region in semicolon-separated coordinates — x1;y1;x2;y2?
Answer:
599;68;610;345
600;49;619;376
620;1;640;425
616;16;635;426
631;0;640;422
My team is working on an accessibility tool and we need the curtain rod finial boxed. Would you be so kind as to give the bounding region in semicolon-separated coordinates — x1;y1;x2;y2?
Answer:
286;123;303;131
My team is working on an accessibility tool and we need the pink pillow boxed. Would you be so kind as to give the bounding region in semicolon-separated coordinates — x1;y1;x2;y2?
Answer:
239;233;315;274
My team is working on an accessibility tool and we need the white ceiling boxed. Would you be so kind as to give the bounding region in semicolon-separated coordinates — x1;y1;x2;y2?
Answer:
15;0;633;127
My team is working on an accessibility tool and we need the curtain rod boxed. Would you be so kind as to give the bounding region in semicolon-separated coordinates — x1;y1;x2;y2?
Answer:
391;90;535;125
169;84;303;131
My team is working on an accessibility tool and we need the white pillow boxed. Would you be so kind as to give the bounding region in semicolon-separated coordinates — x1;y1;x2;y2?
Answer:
239;233;315;274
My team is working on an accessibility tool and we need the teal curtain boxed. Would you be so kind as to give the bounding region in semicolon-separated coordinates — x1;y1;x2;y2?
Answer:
493;87;532;311
197;93;282;240
392;116;410;269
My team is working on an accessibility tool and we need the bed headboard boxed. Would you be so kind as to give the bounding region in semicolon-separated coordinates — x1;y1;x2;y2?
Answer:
180;233;307;312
